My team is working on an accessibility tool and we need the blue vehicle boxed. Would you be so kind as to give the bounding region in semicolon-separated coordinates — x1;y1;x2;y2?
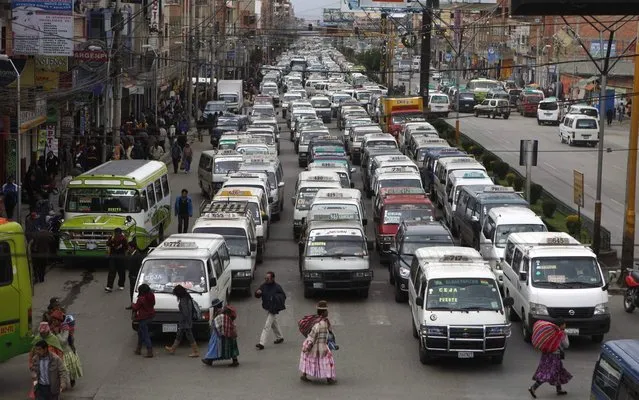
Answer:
591;339;639;399
421;148;467;195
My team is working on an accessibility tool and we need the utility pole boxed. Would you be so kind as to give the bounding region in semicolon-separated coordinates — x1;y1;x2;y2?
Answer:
186;0;195;130
420;3;433;106
454;8;461;145
380;13;388;87
111;0;123;160
621;26;639;274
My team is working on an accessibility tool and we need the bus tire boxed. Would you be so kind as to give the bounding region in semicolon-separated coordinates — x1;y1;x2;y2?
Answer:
158;225;165;243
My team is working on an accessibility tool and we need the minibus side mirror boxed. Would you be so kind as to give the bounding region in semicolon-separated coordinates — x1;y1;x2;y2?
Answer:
519;271;527;281
415;297;424;307
209;277;217;287
503;297;514;307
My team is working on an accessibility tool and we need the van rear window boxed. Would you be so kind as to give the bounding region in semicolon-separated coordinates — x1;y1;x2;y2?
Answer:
0;242;12;286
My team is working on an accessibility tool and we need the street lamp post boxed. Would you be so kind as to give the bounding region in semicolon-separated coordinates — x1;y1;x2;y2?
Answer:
0;55;22;223
142;45;159;129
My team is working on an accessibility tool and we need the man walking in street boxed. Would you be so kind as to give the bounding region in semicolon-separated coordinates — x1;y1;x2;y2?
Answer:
105;228;128;292
2;176;18;220
174;189;193;234
255;271;286;350
30;339;68;400
125;241;145;309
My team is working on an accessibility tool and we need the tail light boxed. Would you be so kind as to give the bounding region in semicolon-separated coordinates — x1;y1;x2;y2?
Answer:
201;310;210;321
28;307;33;331
625;273;639;288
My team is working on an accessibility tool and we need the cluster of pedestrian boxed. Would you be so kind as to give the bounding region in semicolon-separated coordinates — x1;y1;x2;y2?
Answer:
29;298;83;399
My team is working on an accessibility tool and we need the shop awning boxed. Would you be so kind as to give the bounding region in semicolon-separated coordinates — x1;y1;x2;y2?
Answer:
20;116;47;133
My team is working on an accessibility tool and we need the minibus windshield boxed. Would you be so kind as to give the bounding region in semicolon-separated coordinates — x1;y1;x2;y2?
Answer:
531;256;603;288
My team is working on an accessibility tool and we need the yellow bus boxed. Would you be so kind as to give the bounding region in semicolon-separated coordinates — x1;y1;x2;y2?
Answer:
0;219;34;363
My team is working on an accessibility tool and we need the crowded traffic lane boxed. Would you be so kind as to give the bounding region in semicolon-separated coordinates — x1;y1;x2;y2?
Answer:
0;120;634;400
457;112;631;247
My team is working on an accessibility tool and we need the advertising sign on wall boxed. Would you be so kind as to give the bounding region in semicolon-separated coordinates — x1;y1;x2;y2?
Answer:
11;0;74;56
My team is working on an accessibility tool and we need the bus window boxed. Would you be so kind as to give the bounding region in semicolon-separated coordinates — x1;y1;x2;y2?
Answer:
155;179;163;199
592;357;622;399
0;242;12;285
147;184;156;207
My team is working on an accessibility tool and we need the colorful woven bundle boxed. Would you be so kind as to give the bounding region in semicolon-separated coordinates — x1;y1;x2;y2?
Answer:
531;320;564;353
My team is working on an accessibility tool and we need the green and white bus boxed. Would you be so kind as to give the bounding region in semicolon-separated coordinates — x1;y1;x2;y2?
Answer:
58;160;171;263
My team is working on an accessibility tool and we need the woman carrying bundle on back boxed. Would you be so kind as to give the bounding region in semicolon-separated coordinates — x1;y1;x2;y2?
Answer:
529;318;572;398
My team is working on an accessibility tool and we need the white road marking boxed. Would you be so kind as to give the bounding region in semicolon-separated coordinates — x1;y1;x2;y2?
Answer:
543;162;558;171
610;198;624;207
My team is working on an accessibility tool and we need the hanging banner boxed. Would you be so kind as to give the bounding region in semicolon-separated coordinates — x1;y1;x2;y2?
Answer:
149;0;160;33
46;124;58;155
37;128;47;153
11;0;74;56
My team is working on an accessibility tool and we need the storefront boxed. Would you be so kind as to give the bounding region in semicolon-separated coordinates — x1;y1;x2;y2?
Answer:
19;97;48;171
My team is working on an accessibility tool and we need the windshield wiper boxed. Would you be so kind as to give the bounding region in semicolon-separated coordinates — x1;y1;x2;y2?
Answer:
534;281;572;288
565;281;601;288
459;306;498;312
426;307;454;311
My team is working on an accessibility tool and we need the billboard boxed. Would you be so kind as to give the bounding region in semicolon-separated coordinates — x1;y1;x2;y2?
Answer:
358;0;420;11
340;0;360;11
11;0;74;56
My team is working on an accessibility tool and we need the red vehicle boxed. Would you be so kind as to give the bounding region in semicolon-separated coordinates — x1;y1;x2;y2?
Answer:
517;90;544;117
374;190;434;261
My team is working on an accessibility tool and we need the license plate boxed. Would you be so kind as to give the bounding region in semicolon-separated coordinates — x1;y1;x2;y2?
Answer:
162;324;178;333
458;352;474;359
313;282;325;289
87;242;97;250
545;113;552;116
565;328;579;335
582;135;590;138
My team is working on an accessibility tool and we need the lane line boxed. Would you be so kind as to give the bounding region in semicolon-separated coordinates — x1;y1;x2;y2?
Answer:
543;162;558;171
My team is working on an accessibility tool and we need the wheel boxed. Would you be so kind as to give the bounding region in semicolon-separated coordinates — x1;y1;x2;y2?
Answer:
358;288;369;298
474;111;479;117
623;290;636;313
537;118;541;125
389;266;395;284
491;113;496;119
257;248;264;264
503;114;509;120
419;339;435;364
490;353;504;365
522;313;532;343
395;283;407;303
568;137;574;146
444;113;449;118
303;287;313;298
592;335;605;343
412;319;419;339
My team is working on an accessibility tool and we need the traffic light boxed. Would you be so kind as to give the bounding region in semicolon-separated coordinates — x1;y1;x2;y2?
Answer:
308;24;313;31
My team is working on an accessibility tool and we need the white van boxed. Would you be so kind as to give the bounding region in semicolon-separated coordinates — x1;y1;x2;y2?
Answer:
197;150;243;198
408;247;513;364
309;188;367;226
222;173;272;218
433;157;485;208
559;114;599;146
479;207;547;288
537;97;561;125
192;212;257;294
428;92;450;118
133;234;232;337
501;232;610;343
443;170;493;227
292;174;342;238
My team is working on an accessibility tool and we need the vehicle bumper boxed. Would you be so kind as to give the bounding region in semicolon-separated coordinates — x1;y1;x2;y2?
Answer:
134;314;210;335
303;277;372;292
458;103;474;112
298;152;308;166
293;220;303;237
231;273;253;290
421;332;508;355
528;314;610;336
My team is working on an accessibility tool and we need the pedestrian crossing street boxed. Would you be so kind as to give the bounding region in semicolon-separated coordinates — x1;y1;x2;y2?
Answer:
229;280;406;331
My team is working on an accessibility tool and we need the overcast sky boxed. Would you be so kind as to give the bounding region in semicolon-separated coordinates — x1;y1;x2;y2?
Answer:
291;0;341;19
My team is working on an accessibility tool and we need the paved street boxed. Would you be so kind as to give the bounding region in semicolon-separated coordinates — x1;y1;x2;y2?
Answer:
0;117;636;400
450;111;633;250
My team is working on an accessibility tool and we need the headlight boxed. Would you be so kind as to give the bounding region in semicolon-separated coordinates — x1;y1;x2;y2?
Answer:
529;302;549;316
60;232;71;241
594;303;609;315
353;270;373;278
399;266;410;279
421;325;446;336
487;325;511;336
303;271;321;279
234;271;252;278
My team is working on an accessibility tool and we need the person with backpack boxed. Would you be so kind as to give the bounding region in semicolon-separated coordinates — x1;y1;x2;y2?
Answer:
299;300;336;384
255;271;286;350
164;284;200;357
170;141;182;174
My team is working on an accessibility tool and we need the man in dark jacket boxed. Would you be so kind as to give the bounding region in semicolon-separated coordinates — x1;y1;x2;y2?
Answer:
254;271;286;350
